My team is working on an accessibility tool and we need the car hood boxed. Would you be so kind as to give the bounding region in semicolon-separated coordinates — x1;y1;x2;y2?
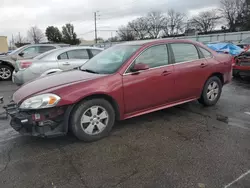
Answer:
13;70;106;103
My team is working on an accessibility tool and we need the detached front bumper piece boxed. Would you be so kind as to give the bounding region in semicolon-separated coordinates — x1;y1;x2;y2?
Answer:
5;102;73;138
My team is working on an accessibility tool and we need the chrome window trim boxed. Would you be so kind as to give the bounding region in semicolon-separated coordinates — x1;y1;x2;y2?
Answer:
123;44;170;75
122;43;215;76
123;64;173;76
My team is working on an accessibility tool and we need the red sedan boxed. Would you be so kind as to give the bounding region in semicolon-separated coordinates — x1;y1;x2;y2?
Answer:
5;39;232;142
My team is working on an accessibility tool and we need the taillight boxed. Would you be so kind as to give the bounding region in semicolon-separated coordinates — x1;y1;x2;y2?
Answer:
20;62;32;69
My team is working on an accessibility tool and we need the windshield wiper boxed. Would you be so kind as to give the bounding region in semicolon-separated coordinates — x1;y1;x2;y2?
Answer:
81;69;99;74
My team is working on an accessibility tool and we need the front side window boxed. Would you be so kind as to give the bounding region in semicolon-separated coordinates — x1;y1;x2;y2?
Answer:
171;43;199;63
134;45;169;69
199;47;213;58
21;46;39;56
80;45;141;74
67;49;89;59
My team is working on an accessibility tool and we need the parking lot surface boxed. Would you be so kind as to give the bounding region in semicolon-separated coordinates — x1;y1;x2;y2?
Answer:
0;79;250;188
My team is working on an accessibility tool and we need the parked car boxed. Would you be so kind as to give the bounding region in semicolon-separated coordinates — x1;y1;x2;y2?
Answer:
12;46;103;85
0;44;63;81
233;49;250;77
5;39;232;142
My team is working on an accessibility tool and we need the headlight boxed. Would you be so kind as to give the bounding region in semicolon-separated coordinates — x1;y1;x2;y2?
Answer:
20;94;61;109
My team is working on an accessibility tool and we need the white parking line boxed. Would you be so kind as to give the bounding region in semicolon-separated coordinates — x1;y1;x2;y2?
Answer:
244;112;250;116
224;169;250;188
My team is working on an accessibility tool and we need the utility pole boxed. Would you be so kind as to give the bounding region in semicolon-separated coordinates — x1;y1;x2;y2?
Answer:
11;34;14;49
18;32;21;43
94;12;98;44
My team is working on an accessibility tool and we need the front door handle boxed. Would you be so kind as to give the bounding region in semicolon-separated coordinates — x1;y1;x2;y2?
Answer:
200;63;208;68
162;70;172;76
63;62;70;66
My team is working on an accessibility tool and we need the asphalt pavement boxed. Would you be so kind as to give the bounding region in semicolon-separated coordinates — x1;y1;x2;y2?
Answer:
0;78;250;188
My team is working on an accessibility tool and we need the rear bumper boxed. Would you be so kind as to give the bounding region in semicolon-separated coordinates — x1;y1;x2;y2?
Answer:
12;71;24;86
5;103;74;138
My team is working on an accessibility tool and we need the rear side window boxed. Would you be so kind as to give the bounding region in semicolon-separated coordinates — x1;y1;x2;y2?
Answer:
199;47;213;58
67;49;89;59
91;49;102;56
135;45;169;68
58;52;68;60
171;43;199;63
39;46;56;53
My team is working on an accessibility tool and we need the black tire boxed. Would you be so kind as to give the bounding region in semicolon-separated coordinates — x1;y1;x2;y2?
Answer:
70;98;115;142
198;76;222;106
0;64;13;81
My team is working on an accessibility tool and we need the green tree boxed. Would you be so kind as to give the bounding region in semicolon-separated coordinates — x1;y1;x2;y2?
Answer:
62;23;80;45
45;26;62;43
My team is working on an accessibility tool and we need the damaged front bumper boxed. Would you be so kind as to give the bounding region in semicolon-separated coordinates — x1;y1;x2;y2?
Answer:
5;102;74;138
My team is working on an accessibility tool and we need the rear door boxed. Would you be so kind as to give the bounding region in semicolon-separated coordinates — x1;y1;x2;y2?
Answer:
170;43;211;100
58;49;90;70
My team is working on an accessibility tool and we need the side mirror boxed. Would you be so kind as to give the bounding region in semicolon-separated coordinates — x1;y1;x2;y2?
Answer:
19;52;24;57
131;63;149;72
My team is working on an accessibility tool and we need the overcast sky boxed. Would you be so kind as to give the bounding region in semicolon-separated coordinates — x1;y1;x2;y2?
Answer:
0;0;221;43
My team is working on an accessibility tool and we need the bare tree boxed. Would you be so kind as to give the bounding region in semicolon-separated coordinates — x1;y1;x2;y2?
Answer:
147;12;165;38
128;17;149;39
190;10;220;33
117;26;135;41
220;0;246;31
27;26;44;43
15;32;24;44
167;9;185;35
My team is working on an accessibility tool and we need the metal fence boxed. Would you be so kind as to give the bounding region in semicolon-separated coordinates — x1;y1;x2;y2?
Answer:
93;31;250;48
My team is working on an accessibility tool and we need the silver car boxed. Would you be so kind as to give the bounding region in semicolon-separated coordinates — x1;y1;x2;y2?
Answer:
12;46;103;85
0;44;64;81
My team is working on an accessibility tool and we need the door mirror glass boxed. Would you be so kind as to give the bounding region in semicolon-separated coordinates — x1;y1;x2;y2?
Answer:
131;63;149;72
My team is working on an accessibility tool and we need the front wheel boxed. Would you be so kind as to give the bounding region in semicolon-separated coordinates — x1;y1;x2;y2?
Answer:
0;65;13;81
70;98;115;142
198;76;222;106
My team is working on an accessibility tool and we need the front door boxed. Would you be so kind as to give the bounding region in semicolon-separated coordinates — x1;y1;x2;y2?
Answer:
122;44;175;114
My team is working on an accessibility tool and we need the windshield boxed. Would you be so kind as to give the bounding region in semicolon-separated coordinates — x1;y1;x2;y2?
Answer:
34;49;58;60
80;45;141;74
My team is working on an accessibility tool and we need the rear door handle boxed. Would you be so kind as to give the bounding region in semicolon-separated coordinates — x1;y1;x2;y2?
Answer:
200;63;208;68
162;70;172;76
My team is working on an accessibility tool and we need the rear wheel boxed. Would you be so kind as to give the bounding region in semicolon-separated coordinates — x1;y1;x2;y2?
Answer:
70;98;115;142
0;65;13;81
198;76;222;106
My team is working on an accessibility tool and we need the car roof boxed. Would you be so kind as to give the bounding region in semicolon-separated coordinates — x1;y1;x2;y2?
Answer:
54;46;103;52
39;46;103;57
119;39;199;46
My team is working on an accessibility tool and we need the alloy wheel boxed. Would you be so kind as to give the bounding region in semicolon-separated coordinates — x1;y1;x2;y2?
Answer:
0;67;11;80
80;106;109;135
207;81;219;101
